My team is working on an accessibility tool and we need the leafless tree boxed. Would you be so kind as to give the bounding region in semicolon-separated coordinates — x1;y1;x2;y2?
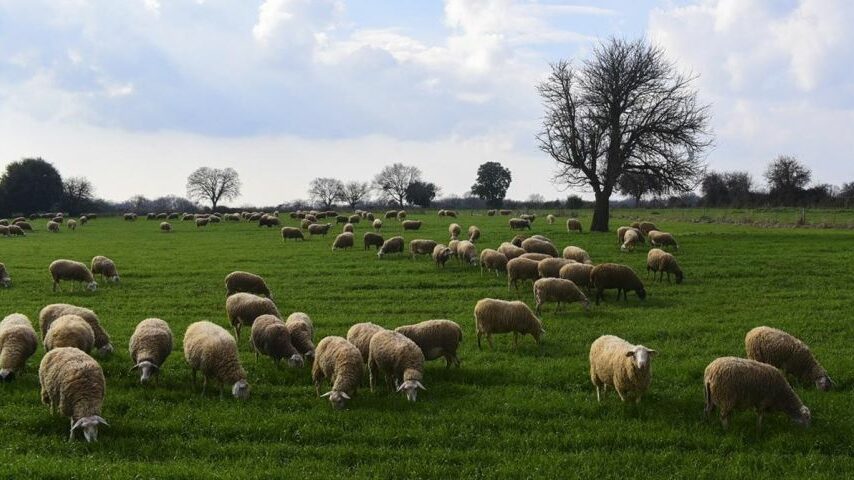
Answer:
62;176;94;214
308;177;344;210
339;181;371;210
373;163;422;207
537;38;711;231
186;167;241;211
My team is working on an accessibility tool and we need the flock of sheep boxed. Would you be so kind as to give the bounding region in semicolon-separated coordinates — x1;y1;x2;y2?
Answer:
0;209;834;443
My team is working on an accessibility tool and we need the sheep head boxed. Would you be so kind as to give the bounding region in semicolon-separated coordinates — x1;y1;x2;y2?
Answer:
287;353;304;368
86;281;98;291
130;360;159;383
71;416;109;442
320;390;351;409
792;405;811;427
625;346;657;370
396;380;426;402
232;379;251;400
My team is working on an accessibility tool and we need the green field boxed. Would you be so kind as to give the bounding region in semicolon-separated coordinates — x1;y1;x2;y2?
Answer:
0;212;852;478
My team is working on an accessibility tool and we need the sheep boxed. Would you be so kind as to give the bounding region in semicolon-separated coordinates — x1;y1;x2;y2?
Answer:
395;319;462;368
401;220;421;231
590;263;646;305
559;263;595;291
385;210;398;219
340;223;354;233
499;209;512;215
300;219;313;229
67;219;77;230
638;221;658;235
562;246;592;264
530;234;553;243
534;278;589;314
456;240;479;266
258;215;280;228
648;230;679;251
630;221;640;229
704;356;811;430
589;335;657;403
620;228;642;252
506;257;541;290
445;210;458;218
39;304;113;355
487;209;496;216
616;226;644;245
249;314;303;367
521;238;558;257
335;215;348;224
166;213;177;220
183;321;250;399
365;212;375;221
0;226;8;237
331;232;355;251
312;336;363;409
346;322;385;363
39;347;108;442
128;318;173;384
497;242;525;260
195;217;210;228
285;312;315;359
160;222;172;232
43;314;95;353
449;223;461;240
363;232;384;250
80;215;89;224
304;214;318;223
8;225;25;236
14;221;32;231
0;219;7;226
225;271;272;299
368;330;426;402
448;239;460;257
520;213;536;223
47;221;60;233
410;239;438;259
372;219;382;231
646;249;683;283
182;213;195;221
377;236;404;258
537;257;576;278
0;313;38;381
281;226;305;241
308;223;333;237
520;252;550;262
479;249;508;276
474;298;544;350
566;218;583;233
468;225;481;243
0;263;10;288
546;214;555;224
156;213;167;220
49;259;97;292
432;244;453;268
225;292;280;342
90;256;120;283
510;235;527;247
348;214;361;224
396;211;407;222
745;326;832;391
509;218;531;230
124;212;137;221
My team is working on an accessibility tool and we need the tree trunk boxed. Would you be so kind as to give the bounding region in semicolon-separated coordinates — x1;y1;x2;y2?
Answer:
590;192;610;232
211;199;218;212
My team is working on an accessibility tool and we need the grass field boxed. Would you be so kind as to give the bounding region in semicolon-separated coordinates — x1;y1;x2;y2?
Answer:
1;211;852;478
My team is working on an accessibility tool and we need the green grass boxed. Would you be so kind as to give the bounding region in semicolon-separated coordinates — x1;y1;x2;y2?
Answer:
1;211;852;478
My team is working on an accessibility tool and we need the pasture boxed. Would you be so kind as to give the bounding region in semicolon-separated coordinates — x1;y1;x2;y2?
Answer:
1;211;852;478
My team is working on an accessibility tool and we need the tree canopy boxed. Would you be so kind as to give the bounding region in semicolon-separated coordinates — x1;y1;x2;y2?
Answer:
471;162;512;208
186;167;241;211
0;157;64;215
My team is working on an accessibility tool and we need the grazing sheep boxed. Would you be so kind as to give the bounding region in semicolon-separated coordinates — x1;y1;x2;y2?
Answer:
445;210;458;218
249;315;303;367
0;263;10;288
456;240;479;266
497;242;525;260
285;312;315;359
90;256;120;283
342;223;354;233
395;319;462;368
448;239;461;257
281;227;305;241
368;330;426;402
468;225;481;242
308;223;333;237
346;322;385;363
534;278;589;314
225;271;272;299
363;232;384;250
195;217;210;228
566;218;583;233
646;249;684;283
8;225;25;236
14;221;32;231
348;215;360;224
630;221;640;229
520;252;550;262
546;214;555;224
499;209;512;215
510;235;527;247
336;215;348;224
704;357;811;430
432;244;453;268
480;249;508;276
520;214;536;223
487;209;496;216
537;257;576;278
300;219;313;229
638;221;658;235
129;318;173;384
377;236;404;258
39;304;113;355
365;212;374;221
258;215;280;228
331;232;355;251
0;313;38;381
474;298;544;350
47;221;60;233
160;222;172;232
0;226;8;237
80;215;89;224
745;326;832;391
620;228;642;252
559;263;595;291
648;230;679;251
530;234;553;243
617;226;644;245
410;239;438;259
589;335;657;403
372;219;382;231
590;263;646;305
305;214;318;223
448;223;461;240
166;213;178;220
182;214;194;221
509;218;531;230
44;314;95;352
521;238;558;257
67;219;77;230
0;219;7;226
312;336;363;409
396;211;407;222
401;220;421;231
183;321;250;399
49;259;97;292
39;347;108;442
385;210;398;219
562;246;592;264
225;293;280;342
507;257;541;290
124;213;137;221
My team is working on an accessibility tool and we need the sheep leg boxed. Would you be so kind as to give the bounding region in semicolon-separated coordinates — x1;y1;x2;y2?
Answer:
69;418;75;441
202;376;208;395
190;369;197;386
614;386;626;402
512;332;518;350
720;412;730;430
595;288;603;305
53;281;59;292
755;411;763;432
477;332;482;350
535;302;542;315
594;383;601;402
487;334;495;350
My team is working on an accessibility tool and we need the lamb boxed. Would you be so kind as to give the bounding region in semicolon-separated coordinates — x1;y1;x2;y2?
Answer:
506;257;541;290
39;347;108;442
395;319;462;368
377;236;404;258
396;211;407;222
281;226;305;241
537;257;576;278
128;318;173;383
449;223;461;240
47;221;60;233
249;315;303;367
474;298;544;350
0;313;38;381
638;221;658;235
479;249;508;276
346;322;386;363
401;220;421;231
363;232;384;250
368;330;426;401
372;219;382;231
497;242;525;260
546;214;555;224
409;239;438;259
432;244;453;267
39;304;113;355
521;238;558;257
67;219;77;230
456;240;479;266
90;255;120;283
566;218;583;233
49;259;97;292
559;263;595;291
160;222;172;232
646;248;684;283
183;321;250;399
43;314;95;353
509;218;531;230
312;336;363;409
225;292;281;342
562;246;592;264
589;335;657;403
533;278;589;314
648;230;679;251
590;263;646;305
745;326;832;391
620;228;642;252
225;271;272;299
308;223;333;236
704;356;811;430
468;225;481;242
331;232;355;251
0;263;10;287
285;312;315;359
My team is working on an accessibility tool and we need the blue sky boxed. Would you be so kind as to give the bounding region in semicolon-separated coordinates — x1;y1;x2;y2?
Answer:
1;0;852;206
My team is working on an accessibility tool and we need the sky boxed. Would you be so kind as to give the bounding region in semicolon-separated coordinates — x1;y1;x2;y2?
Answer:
1;0;852;206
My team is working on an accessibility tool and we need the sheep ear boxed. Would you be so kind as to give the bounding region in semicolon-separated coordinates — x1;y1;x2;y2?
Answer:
340;392;351;400
625;351;635;357
94;416;109;426
396;383;406;392
416;381;426;391
320;391;333;398
647;349;658;357
129;363;141;372
71;418;85;431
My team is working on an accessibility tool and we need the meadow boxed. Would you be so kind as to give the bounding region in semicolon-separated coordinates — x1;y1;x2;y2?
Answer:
0;210;852;478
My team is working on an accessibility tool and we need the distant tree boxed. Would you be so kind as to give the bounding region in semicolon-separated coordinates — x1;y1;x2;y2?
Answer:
308;177;344;210
526;193;545;207
149;195;197;212
404;181;438;208
724;171;752;206
0;157;64;215
186;167;241;211
566;194;584;209
617;171;665;207
62;177;94;215
764;155;811;205
841;182;854;202
373;163;422;207
470;161;512;208
127;195;150;213
339;181;371;210
700;172;728;207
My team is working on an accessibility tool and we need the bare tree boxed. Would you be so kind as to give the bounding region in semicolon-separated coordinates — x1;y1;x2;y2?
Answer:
339;181;371;210
308;177;344;210
62;176;95;214
373;163;422;207
186;167;241;211
764;155;811;205
537;38;711;231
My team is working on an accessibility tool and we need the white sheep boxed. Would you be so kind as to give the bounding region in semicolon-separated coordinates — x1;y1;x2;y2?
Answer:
745;326;832;391
312;336;363;409
129;318;173;384
368;330;426;402
346;322;386;363
225;292;281;342
479;249;508;276
409;239;438;259
249;314;303;367
49;259;97;292
0;313;38;381
90;256;120;283
39;347;108;442
225;271;272;299
394;319;462;368
562;246;592;264
533;278;590;314
39;304;113;356
589;335;657;403
377;236;404;258
473;298;544;350
183;321;250;399
285;312;315;359
456;240;479;266
44;314;95;353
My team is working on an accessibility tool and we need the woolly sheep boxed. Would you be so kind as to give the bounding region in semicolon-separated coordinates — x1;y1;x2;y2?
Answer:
160;222;172;232
487;209;496;216
368;330;426;402
346;322;385;363
520;214;536;223
646;249;683;283
124;213;137;221
546;214;555;224
281;227;305;241
225;271;272;299
620;228;642;252
47;221;60;233
401;220;421;231
377;236;404;258
0;226;8;237
562;246;592;264
616;226;644;245
285;312;315;359
520;253;550;261
385;210;398;219
638;221;658;235
348;215;361;224
91;255;120;283
432;244;453;267
704;356;811;430
589;335;657;403
468;225;481;242
80;215;89;224
537;257;576;278
559;263;595;291
396;211;407;222
44;314;95;353
479;249;508;276
456;240;479;266
409;239;438;259
445;210;458;218
521;238;558;257
590;263;646;305
509;218;531;230
225;292;281;342
331;232;355;251
195;217;210;227
308;223;333;236
39;347;108;442
449;223;461;240
67;219;77;230
0;313;38;381
395;319;462;368
745;326;832;391
250;315;303;367
129;318;173;384
363;232;384;250
448;239;460;257
312;336;363;409
372;219;382;231
648;230;679;251
8;225;25;236
300;219;313;229
0;263;10;288
530;234;552;243
534;278;589;314
507;257;541;290
39;304;113;355
510;235;527;247
341;223;354;233
497;242;525;260
499;209;512;215
183;321;250;399
474;298;544;350
49;259;97;292
14;221;32;231
566;218;583;233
